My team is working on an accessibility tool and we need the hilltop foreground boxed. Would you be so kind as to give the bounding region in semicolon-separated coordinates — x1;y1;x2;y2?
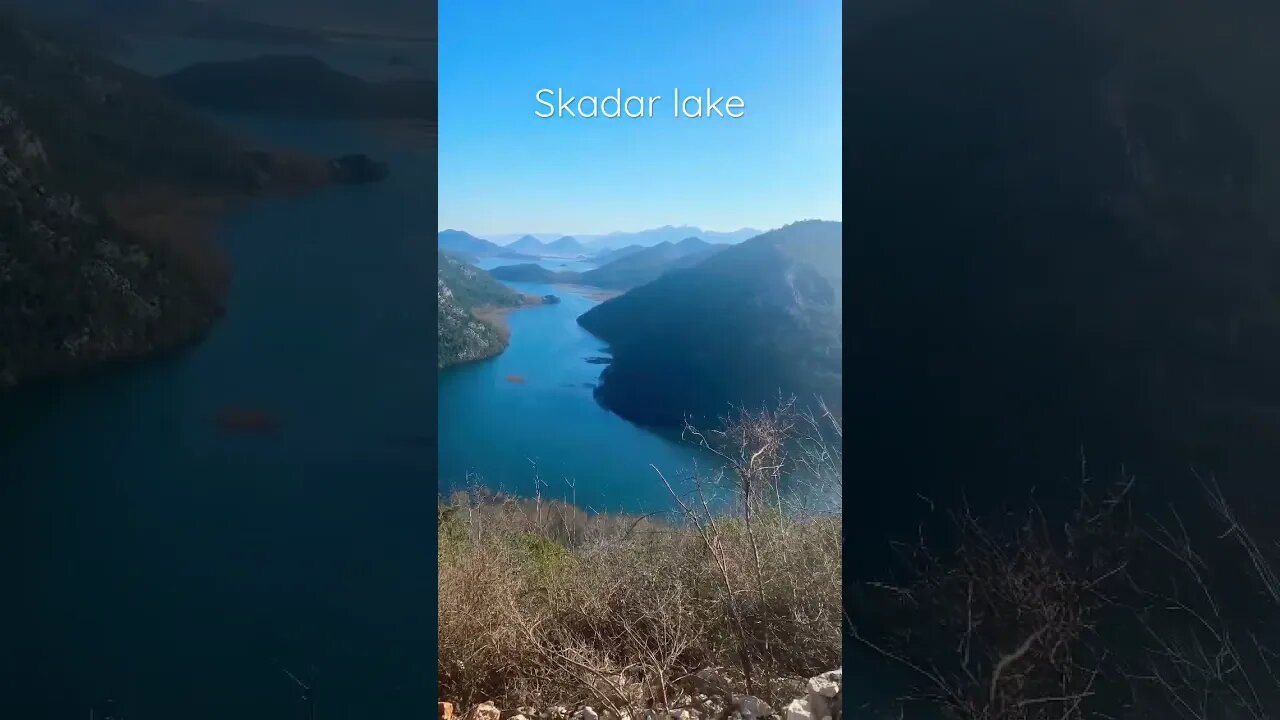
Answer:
438;400;843;715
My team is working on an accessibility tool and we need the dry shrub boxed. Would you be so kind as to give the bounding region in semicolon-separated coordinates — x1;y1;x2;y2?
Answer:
855;465;1280;720
437;399;843;710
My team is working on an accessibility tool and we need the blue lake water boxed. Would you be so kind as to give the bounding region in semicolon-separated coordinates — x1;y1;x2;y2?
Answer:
0;115;437;719
0;73;702;720
439;256;704;513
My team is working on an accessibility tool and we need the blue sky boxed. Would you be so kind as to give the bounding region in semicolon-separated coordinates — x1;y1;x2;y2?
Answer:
438;0;842;237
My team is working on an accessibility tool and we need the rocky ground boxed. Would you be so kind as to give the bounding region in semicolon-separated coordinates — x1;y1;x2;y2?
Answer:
440;668;842;720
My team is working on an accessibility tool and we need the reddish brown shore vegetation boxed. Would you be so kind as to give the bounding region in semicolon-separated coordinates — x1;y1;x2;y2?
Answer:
215;407;278;433
553;284;623;302
473;294;548;344
102;152;335;307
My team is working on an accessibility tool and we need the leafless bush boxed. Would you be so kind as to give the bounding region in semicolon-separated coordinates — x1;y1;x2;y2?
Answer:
1124;475;1280;720
438;398;843;711
855;465;1280;720
852;468;1135;720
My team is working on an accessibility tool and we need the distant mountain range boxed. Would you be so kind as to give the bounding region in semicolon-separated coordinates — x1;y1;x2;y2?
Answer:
490;237;723;290
437;226;762;261
160;55;436;119
484;225;762;251
577;221;842;427
546;235;587;255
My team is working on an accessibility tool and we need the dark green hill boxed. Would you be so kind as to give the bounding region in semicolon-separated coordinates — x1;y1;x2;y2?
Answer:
577;221;842;427
487;264;578;284
0;13;262;200
437;251;527;368
577;237;722;290
437;250;522;310
160;55;436;119
0;10;344;389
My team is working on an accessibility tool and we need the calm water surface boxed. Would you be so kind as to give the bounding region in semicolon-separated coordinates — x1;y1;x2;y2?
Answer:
0;67;700;720
439;256;703;513
0;114;436;719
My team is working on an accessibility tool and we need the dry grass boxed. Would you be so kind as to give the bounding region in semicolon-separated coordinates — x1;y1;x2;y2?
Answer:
437;399;843;710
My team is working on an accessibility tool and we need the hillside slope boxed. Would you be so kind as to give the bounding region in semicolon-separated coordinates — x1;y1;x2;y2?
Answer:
0;10;333;388
578;221;842;427
437;250;526;368
490;237;723;290
577;237;721;290
0;8;390;389
160;55;435;119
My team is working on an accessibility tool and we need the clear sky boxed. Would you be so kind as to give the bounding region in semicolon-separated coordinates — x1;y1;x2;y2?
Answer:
438;0;842;237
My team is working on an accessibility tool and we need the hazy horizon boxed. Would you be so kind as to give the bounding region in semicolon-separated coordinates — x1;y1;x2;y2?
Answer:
438;222;787;243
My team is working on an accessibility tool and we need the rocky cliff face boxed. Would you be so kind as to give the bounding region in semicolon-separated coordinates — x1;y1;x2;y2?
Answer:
0;10;389;389
437;277;506;368
0;97;221;388
437;250;529;368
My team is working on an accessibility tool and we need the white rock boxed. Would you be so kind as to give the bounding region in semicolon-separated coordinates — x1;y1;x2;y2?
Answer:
807;676;839;699
734;695;774;719
785;699;811;720
468;702;502;720
579;707;600;720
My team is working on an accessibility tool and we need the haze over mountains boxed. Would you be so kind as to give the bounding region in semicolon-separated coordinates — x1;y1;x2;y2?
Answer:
437;220;842;431
482;225;762;251
490;237;724;291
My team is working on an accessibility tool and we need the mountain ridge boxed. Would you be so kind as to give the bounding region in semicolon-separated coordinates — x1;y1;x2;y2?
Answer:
577;220;842;427
480;225;762;251
160;54;436;119
0;9;362;388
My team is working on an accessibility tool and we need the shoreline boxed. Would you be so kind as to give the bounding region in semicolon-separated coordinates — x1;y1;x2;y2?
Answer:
470;293;549;343
1;150;345;393
552;283;623;302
